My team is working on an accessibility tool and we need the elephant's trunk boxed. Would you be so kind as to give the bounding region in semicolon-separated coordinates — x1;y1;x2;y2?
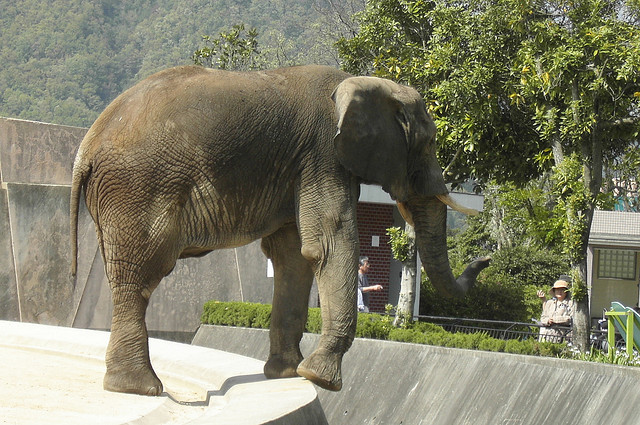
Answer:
407;195;490;298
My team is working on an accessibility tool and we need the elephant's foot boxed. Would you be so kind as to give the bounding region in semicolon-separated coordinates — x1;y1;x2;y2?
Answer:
103;366;163;396
296;348;343;391
264;352;303;379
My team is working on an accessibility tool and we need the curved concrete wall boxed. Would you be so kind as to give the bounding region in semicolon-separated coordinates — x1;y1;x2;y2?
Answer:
0;117;283;333
193;325;640;425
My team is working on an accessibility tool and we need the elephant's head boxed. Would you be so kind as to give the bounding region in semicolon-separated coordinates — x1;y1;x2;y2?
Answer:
333;76;490;297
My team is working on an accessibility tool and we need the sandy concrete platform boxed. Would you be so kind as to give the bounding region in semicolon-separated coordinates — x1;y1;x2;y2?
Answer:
0;321;326;424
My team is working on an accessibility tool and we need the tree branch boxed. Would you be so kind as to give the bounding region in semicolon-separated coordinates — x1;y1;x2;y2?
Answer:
442;144;464;180
606;116;640;128
551;136;564;166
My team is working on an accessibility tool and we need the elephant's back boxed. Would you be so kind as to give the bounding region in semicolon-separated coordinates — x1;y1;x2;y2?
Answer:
83;65;347;151
81;67;206;149
77;64;350;204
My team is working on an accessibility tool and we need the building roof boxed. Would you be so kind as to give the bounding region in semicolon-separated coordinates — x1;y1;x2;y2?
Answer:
589;210;640;248
359;184;484;211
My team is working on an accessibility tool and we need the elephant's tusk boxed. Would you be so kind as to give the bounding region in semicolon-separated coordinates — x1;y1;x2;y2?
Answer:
436;193;479;216
396;202;415;227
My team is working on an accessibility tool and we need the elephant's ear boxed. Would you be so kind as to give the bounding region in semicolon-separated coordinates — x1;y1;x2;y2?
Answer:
332;77;410;201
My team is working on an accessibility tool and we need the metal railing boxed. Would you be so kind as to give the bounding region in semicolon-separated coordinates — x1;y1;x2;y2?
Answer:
416;315;574;343
416;315;631;352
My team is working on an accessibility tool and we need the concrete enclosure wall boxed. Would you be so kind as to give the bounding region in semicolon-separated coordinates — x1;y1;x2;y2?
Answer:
0;117;278;333
193;325;640;425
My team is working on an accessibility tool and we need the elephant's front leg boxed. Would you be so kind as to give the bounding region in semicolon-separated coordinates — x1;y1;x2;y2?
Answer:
261;224;314;379
295;181;360;391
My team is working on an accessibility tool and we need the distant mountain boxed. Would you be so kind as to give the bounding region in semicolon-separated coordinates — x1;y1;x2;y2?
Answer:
0;0;345;127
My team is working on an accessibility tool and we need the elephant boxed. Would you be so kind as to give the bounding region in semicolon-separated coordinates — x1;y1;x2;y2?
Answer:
70;64;490;396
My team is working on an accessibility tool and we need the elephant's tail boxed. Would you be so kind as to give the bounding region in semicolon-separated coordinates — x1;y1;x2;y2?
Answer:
70;154;91;277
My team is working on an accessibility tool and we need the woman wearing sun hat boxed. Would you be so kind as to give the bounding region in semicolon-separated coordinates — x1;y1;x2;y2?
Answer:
538;279;574;343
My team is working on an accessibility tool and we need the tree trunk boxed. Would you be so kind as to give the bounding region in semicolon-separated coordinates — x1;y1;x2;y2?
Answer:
394;222;417;327
571;192;597;351
551;136;564;165
562;82;603;353
571;262;591;352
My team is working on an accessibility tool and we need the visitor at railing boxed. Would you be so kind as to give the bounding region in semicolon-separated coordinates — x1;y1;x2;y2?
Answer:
536;279;574;343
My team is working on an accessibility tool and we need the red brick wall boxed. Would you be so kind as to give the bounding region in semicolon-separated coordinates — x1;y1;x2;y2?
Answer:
356;202;394;313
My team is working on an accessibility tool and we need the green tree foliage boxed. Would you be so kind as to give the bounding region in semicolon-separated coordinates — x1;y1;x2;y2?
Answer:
193;24;263;70
337;0;549;187
422;243;568;322
480;182;562;250
386;226;414;262
603;141;640;212
0;0;140;126
0;0;344;127
427;182;570;322
338;0;640;188
511;3;639;331
338;0;640;349
514;1;640;164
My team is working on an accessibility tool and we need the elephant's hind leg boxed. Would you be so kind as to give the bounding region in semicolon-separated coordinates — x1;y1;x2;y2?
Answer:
104;282;162;395
261;224;314;379
102;239;177;396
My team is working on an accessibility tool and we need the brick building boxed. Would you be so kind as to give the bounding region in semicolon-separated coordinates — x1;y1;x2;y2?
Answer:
356;202;395;312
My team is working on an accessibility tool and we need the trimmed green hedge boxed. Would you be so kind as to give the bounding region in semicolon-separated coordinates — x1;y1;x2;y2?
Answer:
201;301;566;358
201;300;272;329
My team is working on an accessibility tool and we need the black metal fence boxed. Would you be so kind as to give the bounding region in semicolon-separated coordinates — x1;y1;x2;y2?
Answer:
419;315;633;352
417;315;564;339
415;315;627;349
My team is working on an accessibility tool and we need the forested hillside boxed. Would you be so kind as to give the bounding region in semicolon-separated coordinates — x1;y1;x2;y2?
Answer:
0;0;348;127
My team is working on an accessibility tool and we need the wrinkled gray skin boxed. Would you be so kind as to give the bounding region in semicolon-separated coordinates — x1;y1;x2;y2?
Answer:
70;65;489;395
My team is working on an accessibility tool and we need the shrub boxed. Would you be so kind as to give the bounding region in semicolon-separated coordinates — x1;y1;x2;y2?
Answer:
444;333;464;348
200;301;567;360
420;278;528;322
412;321;447;334
421;245;569;323
460;331;489;350
478;337;506;352
537;341;566;357
252;303;272;328
504;339;535;355
484;246;568;288
201;300;271;328
356;313;393;340
305;308;322;333
389;328;427;344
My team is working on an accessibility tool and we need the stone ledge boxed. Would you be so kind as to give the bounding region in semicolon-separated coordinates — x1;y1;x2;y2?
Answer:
0;321;327;425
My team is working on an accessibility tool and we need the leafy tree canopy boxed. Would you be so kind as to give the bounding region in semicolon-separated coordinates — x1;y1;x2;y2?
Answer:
337;0;640;191
339;1;639;346
193;24;263;70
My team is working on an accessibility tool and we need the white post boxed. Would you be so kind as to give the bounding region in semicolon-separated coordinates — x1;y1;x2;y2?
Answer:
413;254;422;320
